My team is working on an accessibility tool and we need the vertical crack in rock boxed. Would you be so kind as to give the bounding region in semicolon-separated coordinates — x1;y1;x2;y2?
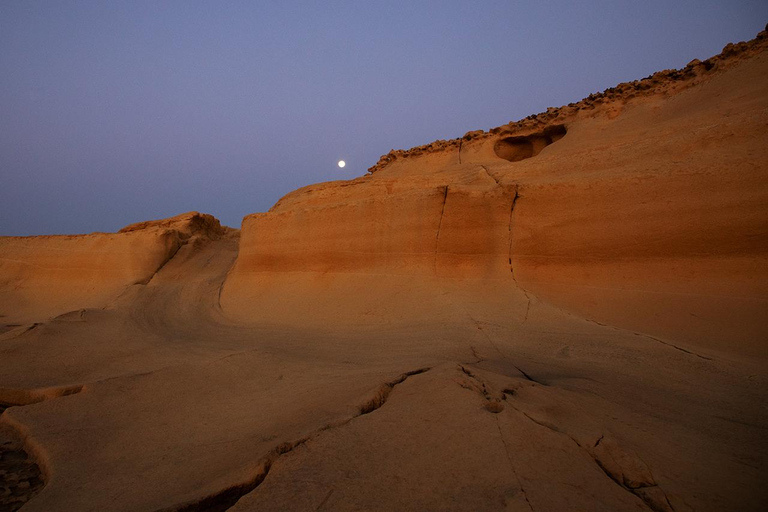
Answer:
435;186;449;241
457;169;534;323
433;186;449;274
508;186;520;277
495;418;534;511
161;367;432;512
504;185;534;321
458;139;462;164
521;290;532;323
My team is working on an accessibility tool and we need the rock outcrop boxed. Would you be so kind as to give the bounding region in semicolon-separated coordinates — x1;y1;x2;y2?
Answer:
0;29;767;512
222;30;768;359
0;212;230;325
366;29;768;174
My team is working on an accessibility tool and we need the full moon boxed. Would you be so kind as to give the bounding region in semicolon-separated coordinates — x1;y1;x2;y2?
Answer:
337;160;346;168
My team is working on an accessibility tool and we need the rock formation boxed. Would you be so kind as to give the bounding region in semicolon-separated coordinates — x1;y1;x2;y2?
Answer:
0;30;766;512
0;212;229;325
223;30;768;359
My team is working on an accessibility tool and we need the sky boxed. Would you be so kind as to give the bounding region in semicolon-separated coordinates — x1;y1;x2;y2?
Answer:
1;1;767;235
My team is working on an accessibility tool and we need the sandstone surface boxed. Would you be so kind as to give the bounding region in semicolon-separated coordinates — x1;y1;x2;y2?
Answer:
0;31;766;512
0;212;228;326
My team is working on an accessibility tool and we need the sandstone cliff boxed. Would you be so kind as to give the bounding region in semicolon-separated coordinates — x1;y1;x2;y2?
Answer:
222;30;768;359
0;212;229;325
0;30;766;512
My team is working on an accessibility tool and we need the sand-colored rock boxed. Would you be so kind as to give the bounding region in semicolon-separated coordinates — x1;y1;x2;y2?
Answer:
222;32;768;360
0;212;228;326
0;30;767;512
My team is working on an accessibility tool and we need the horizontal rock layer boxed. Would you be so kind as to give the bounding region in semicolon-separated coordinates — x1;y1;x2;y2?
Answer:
222;33;768;359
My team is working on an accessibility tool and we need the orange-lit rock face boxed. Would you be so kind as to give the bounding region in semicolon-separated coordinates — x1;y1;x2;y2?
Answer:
493;124;566;162
0;230;180;324
508;52;768;359
238;187;447;276
1;33;767;512
234;182;516;278
220;174;522;327
0;212;225;324
223;41;768;358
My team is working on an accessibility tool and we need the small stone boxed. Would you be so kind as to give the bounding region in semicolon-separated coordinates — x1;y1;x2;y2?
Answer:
484;400;504;413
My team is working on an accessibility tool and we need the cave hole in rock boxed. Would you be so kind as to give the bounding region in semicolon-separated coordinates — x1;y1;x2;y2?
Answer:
494;124;567;162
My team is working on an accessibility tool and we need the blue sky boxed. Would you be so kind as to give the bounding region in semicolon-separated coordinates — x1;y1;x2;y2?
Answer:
2;1;766;234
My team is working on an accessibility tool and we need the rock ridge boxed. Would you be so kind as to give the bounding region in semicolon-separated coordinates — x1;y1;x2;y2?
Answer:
367;27;768;174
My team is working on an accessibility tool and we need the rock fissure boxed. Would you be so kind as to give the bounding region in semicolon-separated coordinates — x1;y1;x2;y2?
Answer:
513;364;538;384
359;367;432;415
495;417;534;511
506;402;674;512
521;289;532;323
435;186;449;242
161;366;432;512
456;365;508;414
480;165;503;188
502;184;536;323
469;345;484;364
508;186;520;276
433;186;449;274
637;333;712;361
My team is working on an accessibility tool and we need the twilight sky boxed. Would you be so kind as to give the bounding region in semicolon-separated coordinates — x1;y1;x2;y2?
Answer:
1;1;766;235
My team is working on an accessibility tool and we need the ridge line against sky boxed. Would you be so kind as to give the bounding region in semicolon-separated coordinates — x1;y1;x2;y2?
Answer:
1;1;767;235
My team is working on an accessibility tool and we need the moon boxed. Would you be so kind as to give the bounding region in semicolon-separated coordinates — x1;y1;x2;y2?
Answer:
337;160;346;168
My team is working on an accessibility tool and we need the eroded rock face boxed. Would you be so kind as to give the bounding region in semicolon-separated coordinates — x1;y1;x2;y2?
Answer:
0;211;231;325
223;32;768;358
0;31;766;512
493;125;567;162
366;30;768;175
118;211;227;240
